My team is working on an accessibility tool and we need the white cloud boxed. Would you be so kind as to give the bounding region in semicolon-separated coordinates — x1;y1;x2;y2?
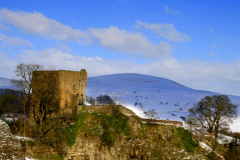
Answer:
19;48;138;74
0;22;9;30
164;6;179;15
0;52;18;78
89;26;172;58
0;33;33;47
0;8;88;41
57;43;72;52
135;20;191;42
12;48;240;96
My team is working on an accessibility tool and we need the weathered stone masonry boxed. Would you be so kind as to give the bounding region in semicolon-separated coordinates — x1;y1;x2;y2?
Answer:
29;69;87;123
56;69;87;108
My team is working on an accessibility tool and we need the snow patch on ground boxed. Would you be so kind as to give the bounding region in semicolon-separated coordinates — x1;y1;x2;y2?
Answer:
199;142;224;159
217;133;240;145
230;117;240;132
124;103;147;118
25;157;37;160
14;136;34;142
199;142;212;152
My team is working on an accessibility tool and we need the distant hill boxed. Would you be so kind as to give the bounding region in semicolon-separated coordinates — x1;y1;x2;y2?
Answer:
0;77;12;89
86;73;240;132
0;77;16;95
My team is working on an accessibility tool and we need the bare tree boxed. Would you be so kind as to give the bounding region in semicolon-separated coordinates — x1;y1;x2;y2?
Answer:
144;109;158;124
186;115;203;141
31;71;61;135
11;63;44;136
188;95;238;138
85;96;96;105
112;93;126;106
96;95;114;105
0;90;23;134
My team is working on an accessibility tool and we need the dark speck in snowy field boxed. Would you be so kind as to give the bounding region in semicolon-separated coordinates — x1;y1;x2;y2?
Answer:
180;116;186;121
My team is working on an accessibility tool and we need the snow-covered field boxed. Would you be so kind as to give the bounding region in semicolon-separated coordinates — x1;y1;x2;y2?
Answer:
85;73;240;132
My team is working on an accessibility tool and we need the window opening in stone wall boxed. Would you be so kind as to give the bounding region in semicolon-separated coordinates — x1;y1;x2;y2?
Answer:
78;94;84;105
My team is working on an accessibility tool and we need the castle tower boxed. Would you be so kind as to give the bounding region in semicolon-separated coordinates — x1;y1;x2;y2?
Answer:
57;69;87;108
29;69;87;123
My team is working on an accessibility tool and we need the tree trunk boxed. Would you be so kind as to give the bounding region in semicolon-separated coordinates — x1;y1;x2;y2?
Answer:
22;95;28;137
39;119;42;134
23;103;26;137
13;116;17;134
214;121;219;138
210;125;213;135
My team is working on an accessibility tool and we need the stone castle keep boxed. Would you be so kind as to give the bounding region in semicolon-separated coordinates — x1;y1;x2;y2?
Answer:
31;69;87;115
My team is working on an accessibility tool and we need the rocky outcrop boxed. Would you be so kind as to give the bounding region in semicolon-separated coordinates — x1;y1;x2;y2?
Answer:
65;115;180;160
0;119;24;159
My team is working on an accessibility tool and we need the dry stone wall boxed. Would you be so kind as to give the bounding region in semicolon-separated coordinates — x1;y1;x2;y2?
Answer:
141;118;183;126
77;105;136;116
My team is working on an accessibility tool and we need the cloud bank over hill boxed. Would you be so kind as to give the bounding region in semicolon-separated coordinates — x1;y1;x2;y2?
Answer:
11;48;240;96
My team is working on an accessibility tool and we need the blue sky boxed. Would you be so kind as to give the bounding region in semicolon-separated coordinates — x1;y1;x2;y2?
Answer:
0;0;240;96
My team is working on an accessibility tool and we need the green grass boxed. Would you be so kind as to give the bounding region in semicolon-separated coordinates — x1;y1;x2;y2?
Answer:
64;111;90;146
132;115;147;139
64;108;132;148
132;115;143;128
50;154;62;160
176;127;199;152
207;152;217;159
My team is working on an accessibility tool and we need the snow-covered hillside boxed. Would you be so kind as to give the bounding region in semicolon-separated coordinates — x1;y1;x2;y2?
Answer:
86;73;240;132
0;77;13;89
